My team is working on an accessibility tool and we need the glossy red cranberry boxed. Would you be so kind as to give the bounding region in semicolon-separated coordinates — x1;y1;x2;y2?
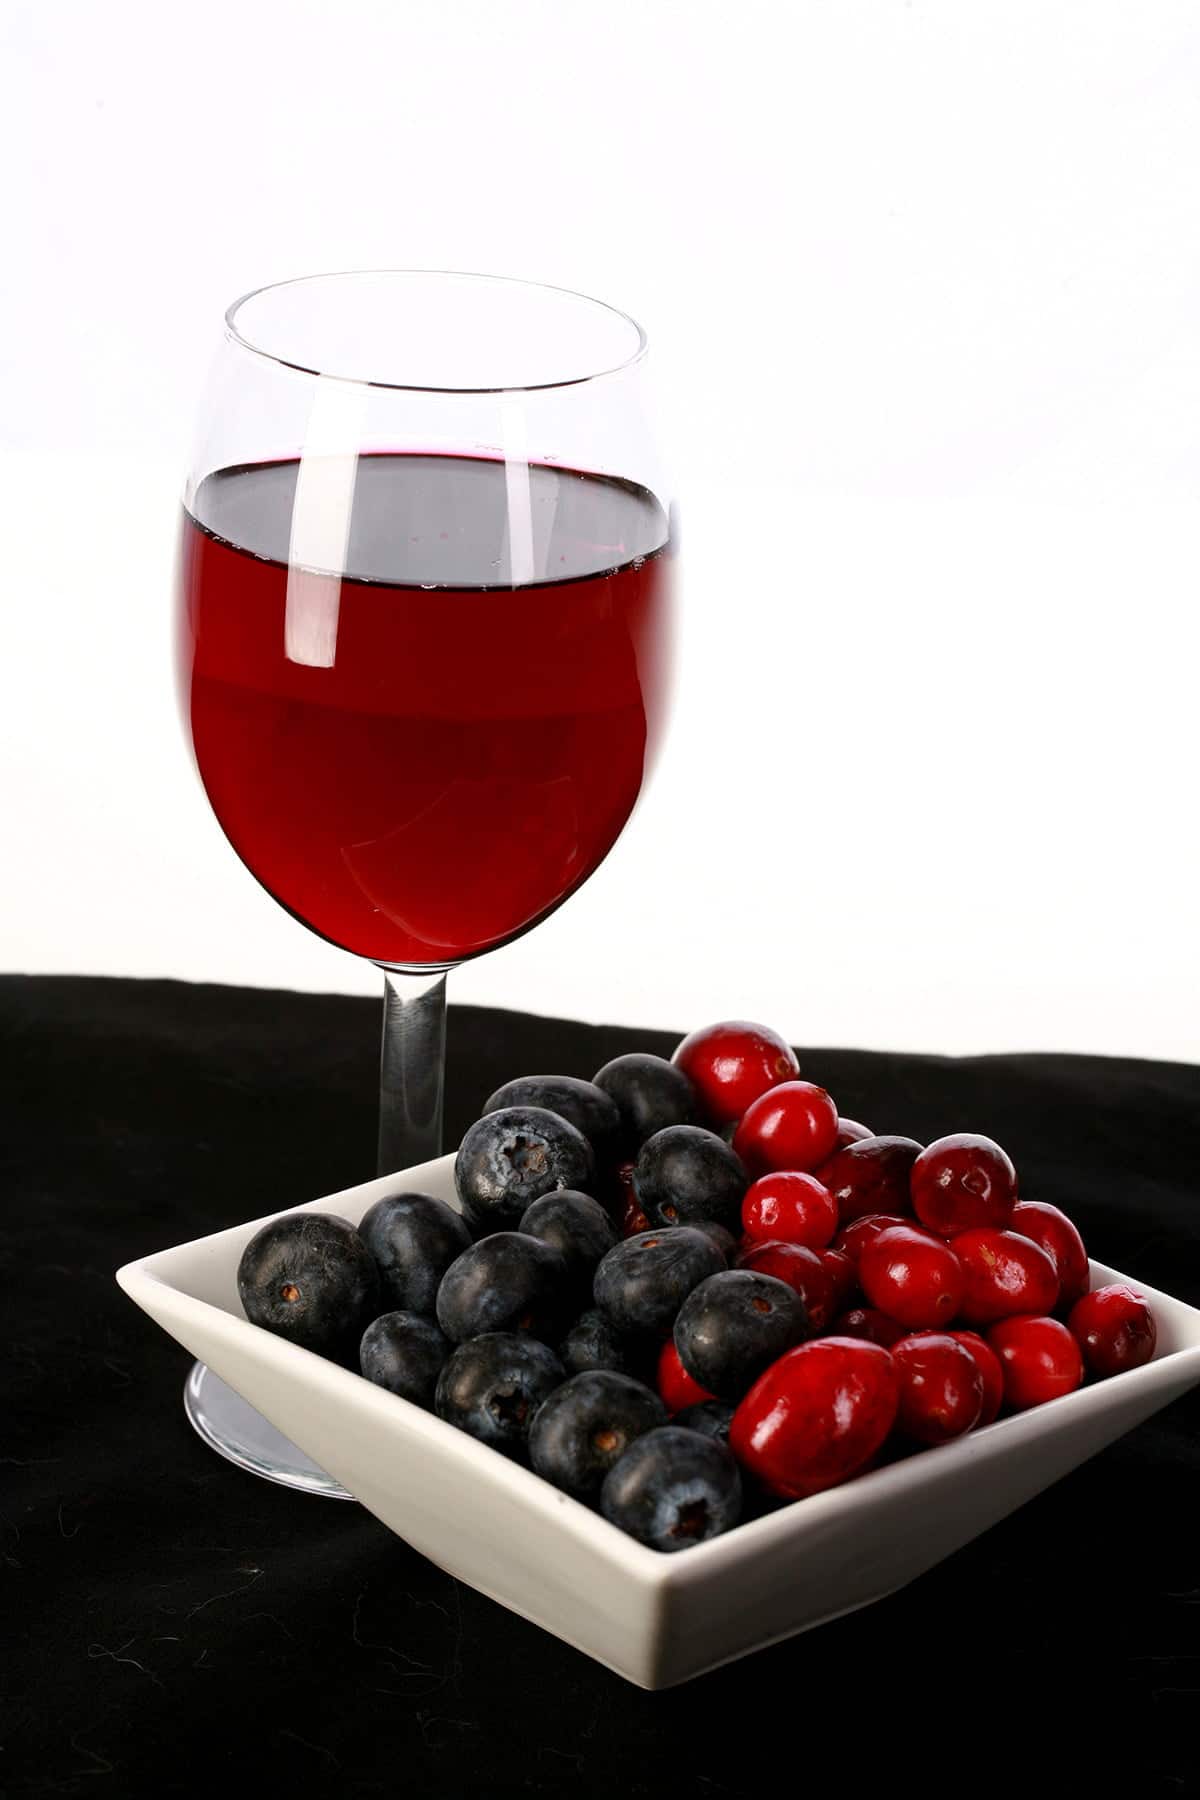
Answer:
859;1225;964;1330
891;1332;984;1444
1068;1284;1157;1378
741;1170;838;1250
730;1337;899;1499
656;1339;714;1413
1011;1201;1089;1311
946;1329;1005;1426
736;1239;833;1332
732;1081;840;1176
833;1211;918;1266
911;1133;1017;1237
951;1228;1059;1326
832;1305;908;1348
672;1021;799;1127
987;1314;1083;1409
814;1135;923;1226
818;1247;857;1314
833;1117;874;1148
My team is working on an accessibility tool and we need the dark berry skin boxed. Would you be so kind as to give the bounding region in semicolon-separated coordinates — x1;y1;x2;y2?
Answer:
237;1212;379;1360
559;1309;647;1380
358;1192;471;1317
673;1401;735;1444
1068;1283;1156;1378
593;1227;725;1337
911;1133;1017;1237
592;1052;703;1153
359;1311;451;1408
519;1190;617;1283
436;1232;569;1343
692;1220;737;1261
633;1124;749;1231
455;1105;594;1233
947;1329;1005;1426
737;1240;834;1331
832;1305;908;1348
813;1135;923;1226
483;1076;621;1171
435;1333;564;1460
674;1270;808;1400
601;1426;743;1551
529;1371;667;1500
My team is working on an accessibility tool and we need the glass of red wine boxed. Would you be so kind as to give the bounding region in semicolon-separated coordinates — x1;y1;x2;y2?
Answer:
176;271;674;1492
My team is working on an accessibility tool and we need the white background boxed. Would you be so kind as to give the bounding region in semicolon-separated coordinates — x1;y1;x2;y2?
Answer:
2;0;1198;1060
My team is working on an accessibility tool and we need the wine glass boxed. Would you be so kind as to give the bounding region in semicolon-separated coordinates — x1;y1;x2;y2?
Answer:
176;270;674;1493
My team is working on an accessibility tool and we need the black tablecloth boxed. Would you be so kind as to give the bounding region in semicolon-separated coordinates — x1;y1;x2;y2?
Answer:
4;975;1199;1796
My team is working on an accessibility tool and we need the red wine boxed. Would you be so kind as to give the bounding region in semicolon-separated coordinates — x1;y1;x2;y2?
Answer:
179;453;672;966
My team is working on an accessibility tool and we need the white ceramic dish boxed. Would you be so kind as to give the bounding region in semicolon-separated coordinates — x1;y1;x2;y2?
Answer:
117;1156;1200;1689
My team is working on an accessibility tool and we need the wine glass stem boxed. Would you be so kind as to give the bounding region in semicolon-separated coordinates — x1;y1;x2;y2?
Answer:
377;967;447;1174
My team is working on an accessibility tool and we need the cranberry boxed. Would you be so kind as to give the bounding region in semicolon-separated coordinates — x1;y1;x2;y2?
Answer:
730;1337;900;1499
891;1333;984;1444
832;1306;908;1348
612;1160;651;1237
951;1228;1059;1326
656;1339;715;1413
819;1247;857;1314
833;1117;874;1148
833;1211;918;1266
672;1020;799;1127
911;1133;1017;1237
741;1170;838;1250
987;1315;1083;1409
736;1239;834;1332
814;1135;923;1226
859;1225;965;1330
733;1081;840;1176
946;1329;1005;1426
1011;1201;1089;1311
1068;1284;1157;1379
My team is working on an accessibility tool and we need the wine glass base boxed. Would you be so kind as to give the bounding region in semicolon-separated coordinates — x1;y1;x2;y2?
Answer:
183;1361;355;1500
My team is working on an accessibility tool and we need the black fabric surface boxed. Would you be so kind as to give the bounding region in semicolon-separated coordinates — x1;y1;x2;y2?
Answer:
3;974;1199;1797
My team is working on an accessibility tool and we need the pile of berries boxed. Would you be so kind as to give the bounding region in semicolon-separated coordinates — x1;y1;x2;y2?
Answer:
236;1020;1158;1553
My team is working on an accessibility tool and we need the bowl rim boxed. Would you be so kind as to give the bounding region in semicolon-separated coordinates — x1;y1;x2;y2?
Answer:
116;1158;1200;1590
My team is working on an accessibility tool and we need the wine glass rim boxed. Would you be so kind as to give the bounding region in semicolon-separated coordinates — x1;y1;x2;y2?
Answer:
223;268;649;395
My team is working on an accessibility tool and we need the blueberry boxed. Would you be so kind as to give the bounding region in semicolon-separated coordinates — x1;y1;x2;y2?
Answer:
435;1333;564;1459
592;1052;702;1152
359;1311;451;1408
529;1371;667;1500
519;1190;617;1283
483;1076;621;1170
436;1232;568;1343
691;1220;737;1262
358;1191;471;1317
672;1401;735;1445
237;1212;378;1360
558;1309;647;1381
633;1125;748;1231
600;1426;743;1550
593;1227;725;1337
674;1270;807;1400
456;1105;594;1233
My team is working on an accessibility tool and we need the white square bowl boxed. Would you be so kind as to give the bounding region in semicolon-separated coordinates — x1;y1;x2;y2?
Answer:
117;1156;1200;1690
